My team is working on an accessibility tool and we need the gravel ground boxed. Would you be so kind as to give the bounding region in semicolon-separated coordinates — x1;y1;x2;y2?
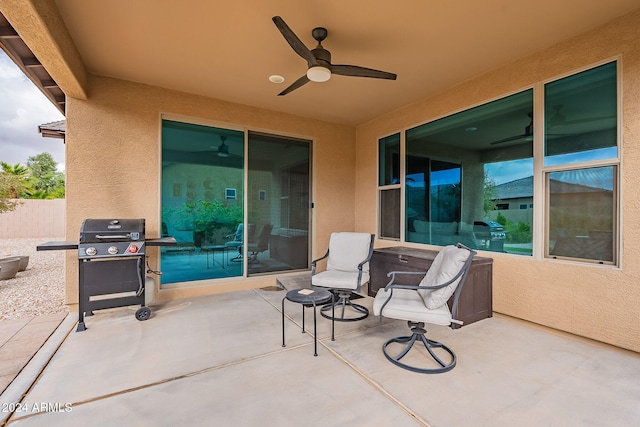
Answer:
0;238;68;321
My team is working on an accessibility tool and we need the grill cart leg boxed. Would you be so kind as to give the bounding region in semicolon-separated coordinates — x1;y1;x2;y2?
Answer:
77;316;86;332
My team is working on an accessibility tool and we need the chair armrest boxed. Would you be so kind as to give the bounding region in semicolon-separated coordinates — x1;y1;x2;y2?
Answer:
384;270;426;288
311;249;330;275
384;269;462;292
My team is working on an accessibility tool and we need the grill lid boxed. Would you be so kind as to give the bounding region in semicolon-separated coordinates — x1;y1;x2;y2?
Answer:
79;219;145;243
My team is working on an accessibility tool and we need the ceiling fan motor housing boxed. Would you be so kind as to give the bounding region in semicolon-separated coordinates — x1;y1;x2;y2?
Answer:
311;47;331;67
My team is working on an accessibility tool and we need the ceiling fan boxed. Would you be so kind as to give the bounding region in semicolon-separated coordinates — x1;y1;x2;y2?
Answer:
490;111;574;145
272;16;397;96
207;135;239;158
547;104;615;129
490;113;534;145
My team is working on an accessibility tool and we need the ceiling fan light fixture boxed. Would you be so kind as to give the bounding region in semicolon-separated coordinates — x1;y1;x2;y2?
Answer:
307;66;331;82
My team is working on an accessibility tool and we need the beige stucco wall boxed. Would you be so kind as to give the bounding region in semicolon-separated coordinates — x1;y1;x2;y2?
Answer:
355;9;640;352
64;75;355;303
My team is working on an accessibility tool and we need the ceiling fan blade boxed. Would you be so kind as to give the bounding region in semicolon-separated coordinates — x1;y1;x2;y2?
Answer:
272;16;317;67
278;75;310;96
490;133;528;145
332;64;397;80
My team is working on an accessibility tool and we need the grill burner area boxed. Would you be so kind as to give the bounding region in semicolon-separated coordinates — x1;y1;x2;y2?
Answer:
37;218;175;331
78;219;146;260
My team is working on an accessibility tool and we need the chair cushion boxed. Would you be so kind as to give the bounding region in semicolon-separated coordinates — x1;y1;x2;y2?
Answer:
312;270;369;291
417;245;471;310
326;232;372;273
373;288;452;326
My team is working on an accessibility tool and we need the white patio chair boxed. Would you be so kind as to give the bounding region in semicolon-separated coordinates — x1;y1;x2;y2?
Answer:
311;232;375;321
373;244;476;373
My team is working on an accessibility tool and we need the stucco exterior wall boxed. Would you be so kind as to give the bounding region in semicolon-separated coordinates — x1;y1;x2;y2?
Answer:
355;10;640;352
64;76;355;303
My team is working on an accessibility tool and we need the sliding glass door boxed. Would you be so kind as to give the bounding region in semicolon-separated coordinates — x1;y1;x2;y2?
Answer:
247;131;311;275
160;120;311;284
160;120;244;284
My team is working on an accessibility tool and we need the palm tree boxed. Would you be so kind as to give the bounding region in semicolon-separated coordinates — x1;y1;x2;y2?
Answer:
0;162;33;198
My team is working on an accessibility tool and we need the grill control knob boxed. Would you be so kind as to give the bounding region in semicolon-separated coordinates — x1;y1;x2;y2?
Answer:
108;246;119;255
85;247;97;256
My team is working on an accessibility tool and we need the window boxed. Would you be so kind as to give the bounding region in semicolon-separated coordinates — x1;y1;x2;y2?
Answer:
377;60;619;264
378;133;401;239
247;131;311;274
160;119;312;285
544;62;618;264
404;89;534;254
161;120;244;284
225;188;237;199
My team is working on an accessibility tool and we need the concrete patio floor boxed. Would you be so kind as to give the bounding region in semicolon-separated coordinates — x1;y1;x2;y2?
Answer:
2;279;640;426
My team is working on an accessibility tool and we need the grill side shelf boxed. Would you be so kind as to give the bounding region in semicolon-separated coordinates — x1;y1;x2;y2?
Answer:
37;241;79;251
146;237;177;246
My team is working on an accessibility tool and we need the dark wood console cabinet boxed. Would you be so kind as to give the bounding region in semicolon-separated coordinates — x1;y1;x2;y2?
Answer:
369;246;493;327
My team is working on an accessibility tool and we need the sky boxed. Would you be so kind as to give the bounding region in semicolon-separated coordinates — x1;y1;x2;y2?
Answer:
0;49;66;171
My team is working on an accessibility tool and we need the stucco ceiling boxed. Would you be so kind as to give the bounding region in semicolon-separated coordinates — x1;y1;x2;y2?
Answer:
48;1;640;126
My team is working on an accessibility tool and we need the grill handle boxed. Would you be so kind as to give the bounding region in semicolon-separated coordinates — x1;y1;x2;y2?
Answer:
136;257;144;297
95;234;130;239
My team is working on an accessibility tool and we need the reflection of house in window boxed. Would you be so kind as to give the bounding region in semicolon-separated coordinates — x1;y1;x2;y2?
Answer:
225;188;236;199
492;176;534;211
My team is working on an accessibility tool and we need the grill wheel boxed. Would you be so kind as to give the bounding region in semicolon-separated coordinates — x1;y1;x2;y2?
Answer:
135;306;151;321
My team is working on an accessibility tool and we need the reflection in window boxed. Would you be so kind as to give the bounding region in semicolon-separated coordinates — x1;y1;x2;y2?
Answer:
405;156;462;246
380;188;400;239
378;133;401;239
379;134;400;186
545;62;617;166
248;132;311;275
377;61;618;264
405;89;533;254
161;120;244;284
548;166;615;263
160;121;312;284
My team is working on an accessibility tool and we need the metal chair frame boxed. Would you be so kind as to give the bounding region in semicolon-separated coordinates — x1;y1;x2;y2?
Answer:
377;244;476;374
312;233;375;322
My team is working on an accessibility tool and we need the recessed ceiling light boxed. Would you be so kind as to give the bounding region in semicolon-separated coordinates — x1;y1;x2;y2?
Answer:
269;75;285;83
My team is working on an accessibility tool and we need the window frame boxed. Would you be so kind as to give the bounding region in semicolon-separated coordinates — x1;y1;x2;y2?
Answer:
377;132;403;240
376;58;621;267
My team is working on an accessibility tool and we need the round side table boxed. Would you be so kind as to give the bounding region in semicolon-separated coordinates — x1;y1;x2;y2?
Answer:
282;288;335;356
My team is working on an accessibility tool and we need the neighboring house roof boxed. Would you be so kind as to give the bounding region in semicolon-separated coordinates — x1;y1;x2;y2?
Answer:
493;176;534;200
38;120;66;140
494;176;607;200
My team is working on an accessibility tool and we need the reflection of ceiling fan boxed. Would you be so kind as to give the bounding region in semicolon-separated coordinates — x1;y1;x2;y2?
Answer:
490;110;576;145
547;104;615;129
272;16;397;96
206;135;240;158
214;136;229;157
490;113;534;145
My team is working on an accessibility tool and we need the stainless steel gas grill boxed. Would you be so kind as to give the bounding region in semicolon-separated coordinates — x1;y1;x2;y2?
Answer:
38;218;175;332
